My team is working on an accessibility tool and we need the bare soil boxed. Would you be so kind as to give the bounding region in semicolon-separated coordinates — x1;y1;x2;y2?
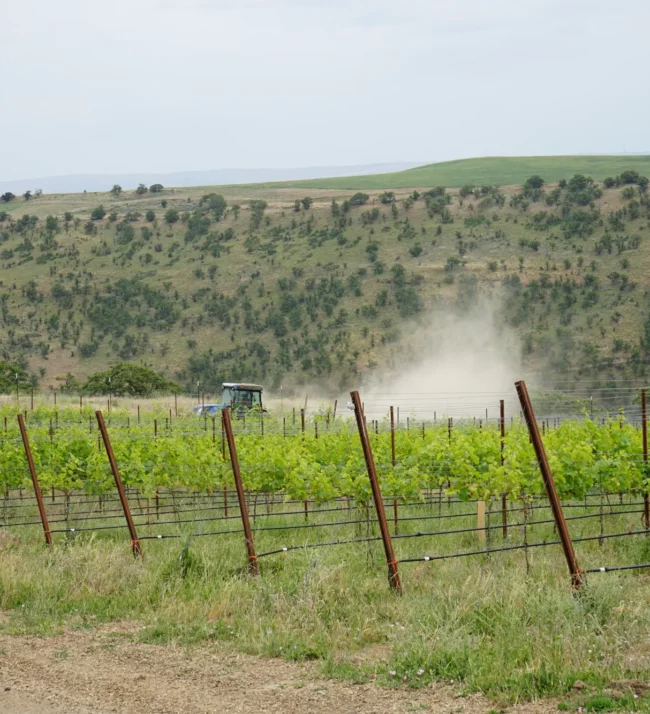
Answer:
0;624;559;714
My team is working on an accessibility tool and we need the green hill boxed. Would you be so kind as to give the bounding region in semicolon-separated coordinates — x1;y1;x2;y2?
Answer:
1;161;650;395
237;155;650;190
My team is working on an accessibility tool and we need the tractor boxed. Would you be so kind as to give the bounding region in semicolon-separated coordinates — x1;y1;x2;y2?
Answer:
193;382;264;417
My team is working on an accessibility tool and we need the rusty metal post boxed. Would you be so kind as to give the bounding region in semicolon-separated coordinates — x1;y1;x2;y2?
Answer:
515;381;583;588
351;391;401;593
500;399;507;539
95;411;142;557
390;406;398;535
642;389;649;530
174;392;178;417
222;407;258;575
17;414;52;547
333;399;338;420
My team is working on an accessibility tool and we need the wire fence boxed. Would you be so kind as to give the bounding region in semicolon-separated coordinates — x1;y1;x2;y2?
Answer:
1;382;649;591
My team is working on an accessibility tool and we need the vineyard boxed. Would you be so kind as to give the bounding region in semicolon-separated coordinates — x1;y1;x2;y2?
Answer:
2;384;650;590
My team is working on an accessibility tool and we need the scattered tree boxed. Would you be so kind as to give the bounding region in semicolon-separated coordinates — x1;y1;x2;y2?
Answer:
91;205;106;220
164;208;180;224
349;192;369;206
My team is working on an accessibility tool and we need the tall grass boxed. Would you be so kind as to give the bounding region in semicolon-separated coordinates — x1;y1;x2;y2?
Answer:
1;533;649;702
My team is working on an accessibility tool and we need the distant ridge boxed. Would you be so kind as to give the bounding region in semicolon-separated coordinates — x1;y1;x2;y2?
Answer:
0;162;423;195
234;155;650;191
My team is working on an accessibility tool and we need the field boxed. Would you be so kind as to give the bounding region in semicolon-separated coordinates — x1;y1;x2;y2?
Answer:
3;157;650;711
1;157;650;396
2;390;650;710
230;155;650;190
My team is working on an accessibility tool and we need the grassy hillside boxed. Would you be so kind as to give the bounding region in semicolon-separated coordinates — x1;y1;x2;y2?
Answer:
1;164;650;395
238;155;650;190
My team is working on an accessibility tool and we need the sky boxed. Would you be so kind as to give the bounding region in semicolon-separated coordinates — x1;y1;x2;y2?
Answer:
2;0;650;181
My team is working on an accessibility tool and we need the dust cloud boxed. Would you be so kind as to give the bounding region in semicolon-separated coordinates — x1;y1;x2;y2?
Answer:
355;303;523;421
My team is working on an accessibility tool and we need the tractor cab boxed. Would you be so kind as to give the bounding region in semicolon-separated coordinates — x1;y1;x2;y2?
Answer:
220;382;264;412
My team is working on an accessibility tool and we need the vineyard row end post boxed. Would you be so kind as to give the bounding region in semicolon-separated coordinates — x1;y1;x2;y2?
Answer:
222;407;258;576
351;391;402;593
515;381;583;589
95;410;142;558
17;414;52;547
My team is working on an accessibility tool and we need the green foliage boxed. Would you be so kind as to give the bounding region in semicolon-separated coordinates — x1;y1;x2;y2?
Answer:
91;205;106;220
1;192;15;203
150;183;164;193
378;191;395;204
45;215;59;232
249;200;267;230
83;363;180;396
524;175;545;190
349;192;369;206
135;183;148;195
110;184;122;196
200;193;227;220
164;208;180;224
0;361;32;393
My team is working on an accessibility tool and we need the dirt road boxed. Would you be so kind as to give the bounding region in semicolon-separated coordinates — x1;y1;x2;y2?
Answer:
0;625;556;714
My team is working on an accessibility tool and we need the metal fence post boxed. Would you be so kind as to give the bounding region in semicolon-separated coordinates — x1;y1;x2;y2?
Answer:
515;381;583;589
222;407;258;575
17;414;52;547
351;391;401;593
390;406;398;534
642;389;649;530
500;399;508;538
95;410;142;557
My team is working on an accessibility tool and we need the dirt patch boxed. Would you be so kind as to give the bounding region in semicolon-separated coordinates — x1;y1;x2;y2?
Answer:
0;626;560;714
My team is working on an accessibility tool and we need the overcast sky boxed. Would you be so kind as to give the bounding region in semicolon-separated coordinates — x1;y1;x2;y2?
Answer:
2;0;649;181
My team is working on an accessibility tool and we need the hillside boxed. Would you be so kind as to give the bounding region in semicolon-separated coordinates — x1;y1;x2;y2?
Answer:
238;155;650;190
1;164;650;395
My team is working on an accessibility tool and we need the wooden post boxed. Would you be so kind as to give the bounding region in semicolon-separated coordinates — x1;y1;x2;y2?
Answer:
222;408;258;575
351;391;401;593
17;414;52;546
95;411;142;557
515;381;582;588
